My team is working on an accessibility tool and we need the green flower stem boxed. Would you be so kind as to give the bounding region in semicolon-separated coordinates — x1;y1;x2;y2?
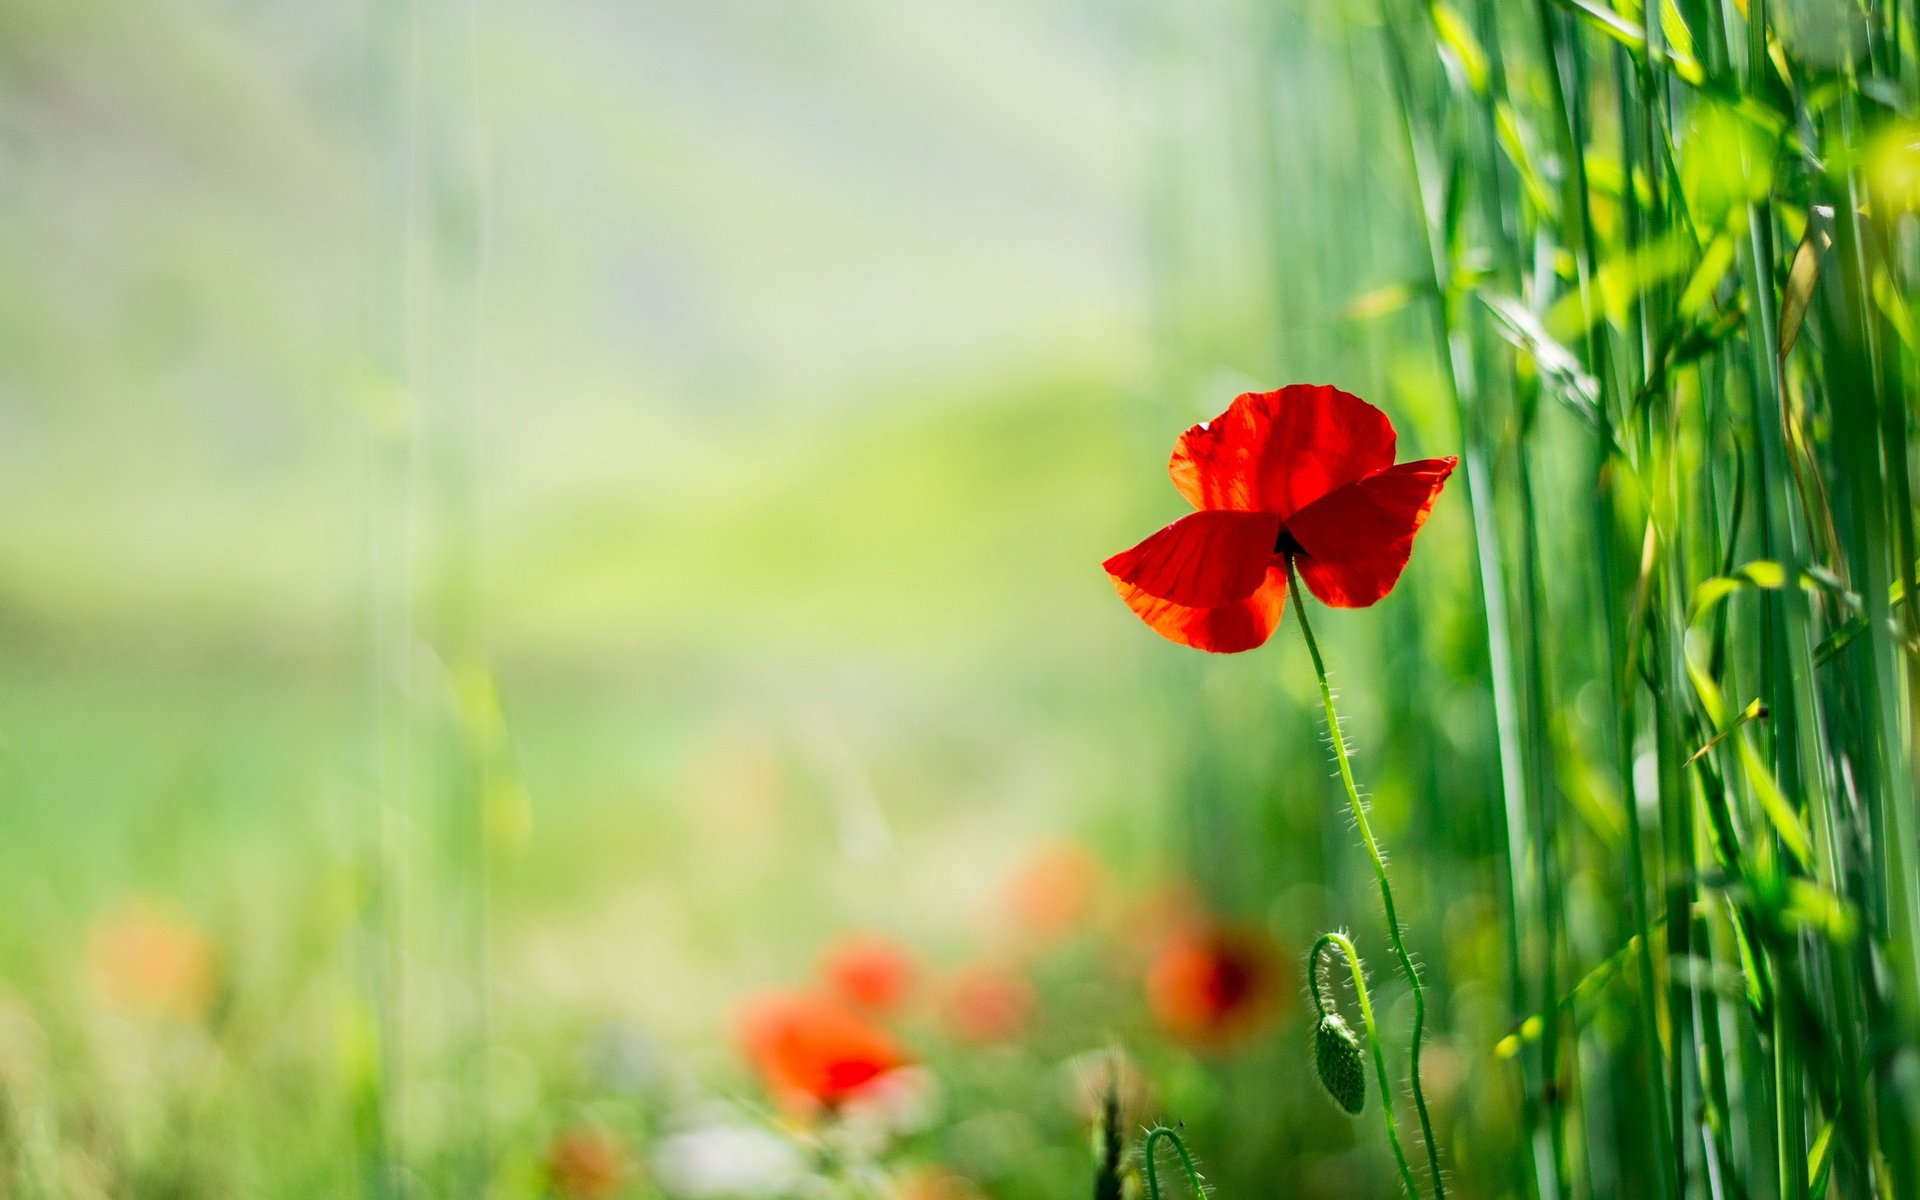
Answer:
1288;556;1443;1200
1313;933;1420;1199
1142;1126;1206;1200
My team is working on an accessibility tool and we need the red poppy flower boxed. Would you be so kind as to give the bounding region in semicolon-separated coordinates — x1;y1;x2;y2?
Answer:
1145;921;1284;1050
820;933;917;1013
735;990;907;1114
1103;384;1456;652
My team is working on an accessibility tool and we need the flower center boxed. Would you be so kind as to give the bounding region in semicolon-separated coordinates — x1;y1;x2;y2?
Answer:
1273;527;1303;556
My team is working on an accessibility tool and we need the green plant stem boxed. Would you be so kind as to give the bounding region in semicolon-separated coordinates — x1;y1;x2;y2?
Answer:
1142;1127;1207;1200
1313;933;1421;1199
1288;557;1442;1200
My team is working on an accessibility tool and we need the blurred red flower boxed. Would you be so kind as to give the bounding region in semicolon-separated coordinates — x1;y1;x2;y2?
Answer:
820;933;917;1013
940;964;1035;1045
1103;384;1456;652
1003;840;1105;943
1145;922;1283;1049
545;1128;627;1199
735;990;907;1114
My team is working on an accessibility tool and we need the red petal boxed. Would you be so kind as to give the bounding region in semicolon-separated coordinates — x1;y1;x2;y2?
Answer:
735;991;905;1111
1101;510;1283;607
1287;457;1456;607
1169;385;1398;516
1107;565;1289;653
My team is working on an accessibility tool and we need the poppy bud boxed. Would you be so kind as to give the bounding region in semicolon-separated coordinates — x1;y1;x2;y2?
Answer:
1313;1014;1366;1114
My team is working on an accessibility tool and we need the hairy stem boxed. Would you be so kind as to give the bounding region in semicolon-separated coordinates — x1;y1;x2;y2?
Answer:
1141;1126;1206;1200
1289;557;1442;1199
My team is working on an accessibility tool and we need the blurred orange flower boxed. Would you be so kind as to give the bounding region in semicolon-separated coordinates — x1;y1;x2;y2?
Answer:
736;990;907;1115
545;1128;627;1199
1003;841;1105;942
820;933;916;1013
940;964;1034;1045
1145;921;1282;1049
88;900;218;1022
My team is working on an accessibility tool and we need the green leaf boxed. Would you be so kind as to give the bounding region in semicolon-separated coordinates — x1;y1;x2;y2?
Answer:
1686;697;1767;767
1549;0;1706;84
1687;559;1795;623
1725;896;1772;1016
1685;653;1814;866
1546;232;1695;341
1496;918;1669;1058
1677;234;1738;318
1678;101;1776;233
1814;559;1916;663
1808;1113;1837;1199
1781;879;1857;942
1495;102;1556;217
1658;0;1697;63
1872;270;1919;356
1431;2;1489;94
1481;292;1602;422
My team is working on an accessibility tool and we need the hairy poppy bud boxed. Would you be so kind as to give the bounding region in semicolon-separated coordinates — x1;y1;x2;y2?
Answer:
1314;1014;1366;1114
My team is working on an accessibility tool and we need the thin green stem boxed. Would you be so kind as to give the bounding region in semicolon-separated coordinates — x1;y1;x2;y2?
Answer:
1142;1127;1207;1200
1289;557;1442;1200
1314;933;1422;1199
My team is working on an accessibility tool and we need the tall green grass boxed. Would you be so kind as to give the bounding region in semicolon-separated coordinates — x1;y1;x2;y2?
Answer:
1229;1;1920;1195
1144;1;1920;1195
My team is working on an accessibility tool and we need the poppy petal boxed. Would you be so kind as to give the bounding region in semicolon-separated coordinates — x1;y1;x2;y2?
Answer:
1287;457;1456;607
1169;385;1398;516
736;990;905;1112
1107;565;1288;653
1101;510;1284;607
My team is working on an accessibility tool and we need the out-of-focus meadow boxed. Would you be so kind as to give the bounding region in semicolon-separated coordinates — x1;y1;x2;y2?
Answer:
3;2;1474;1196
10;0;1920;1198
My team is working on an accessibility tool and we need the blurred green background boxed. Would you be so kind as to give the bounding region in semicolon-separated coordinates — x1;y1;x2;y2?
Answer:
0;2;1505;1197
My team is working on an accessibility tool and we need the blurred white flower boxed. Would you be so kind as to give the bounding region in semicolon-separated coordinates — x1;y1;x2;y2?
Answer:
652;1123;805;1198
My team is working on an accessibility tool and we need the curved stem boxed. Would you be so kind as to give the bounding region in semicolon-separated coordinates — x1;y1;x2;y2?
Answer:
1289;557;1444;1200
1142;1126;1206;1200
1313;933;1420;1199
